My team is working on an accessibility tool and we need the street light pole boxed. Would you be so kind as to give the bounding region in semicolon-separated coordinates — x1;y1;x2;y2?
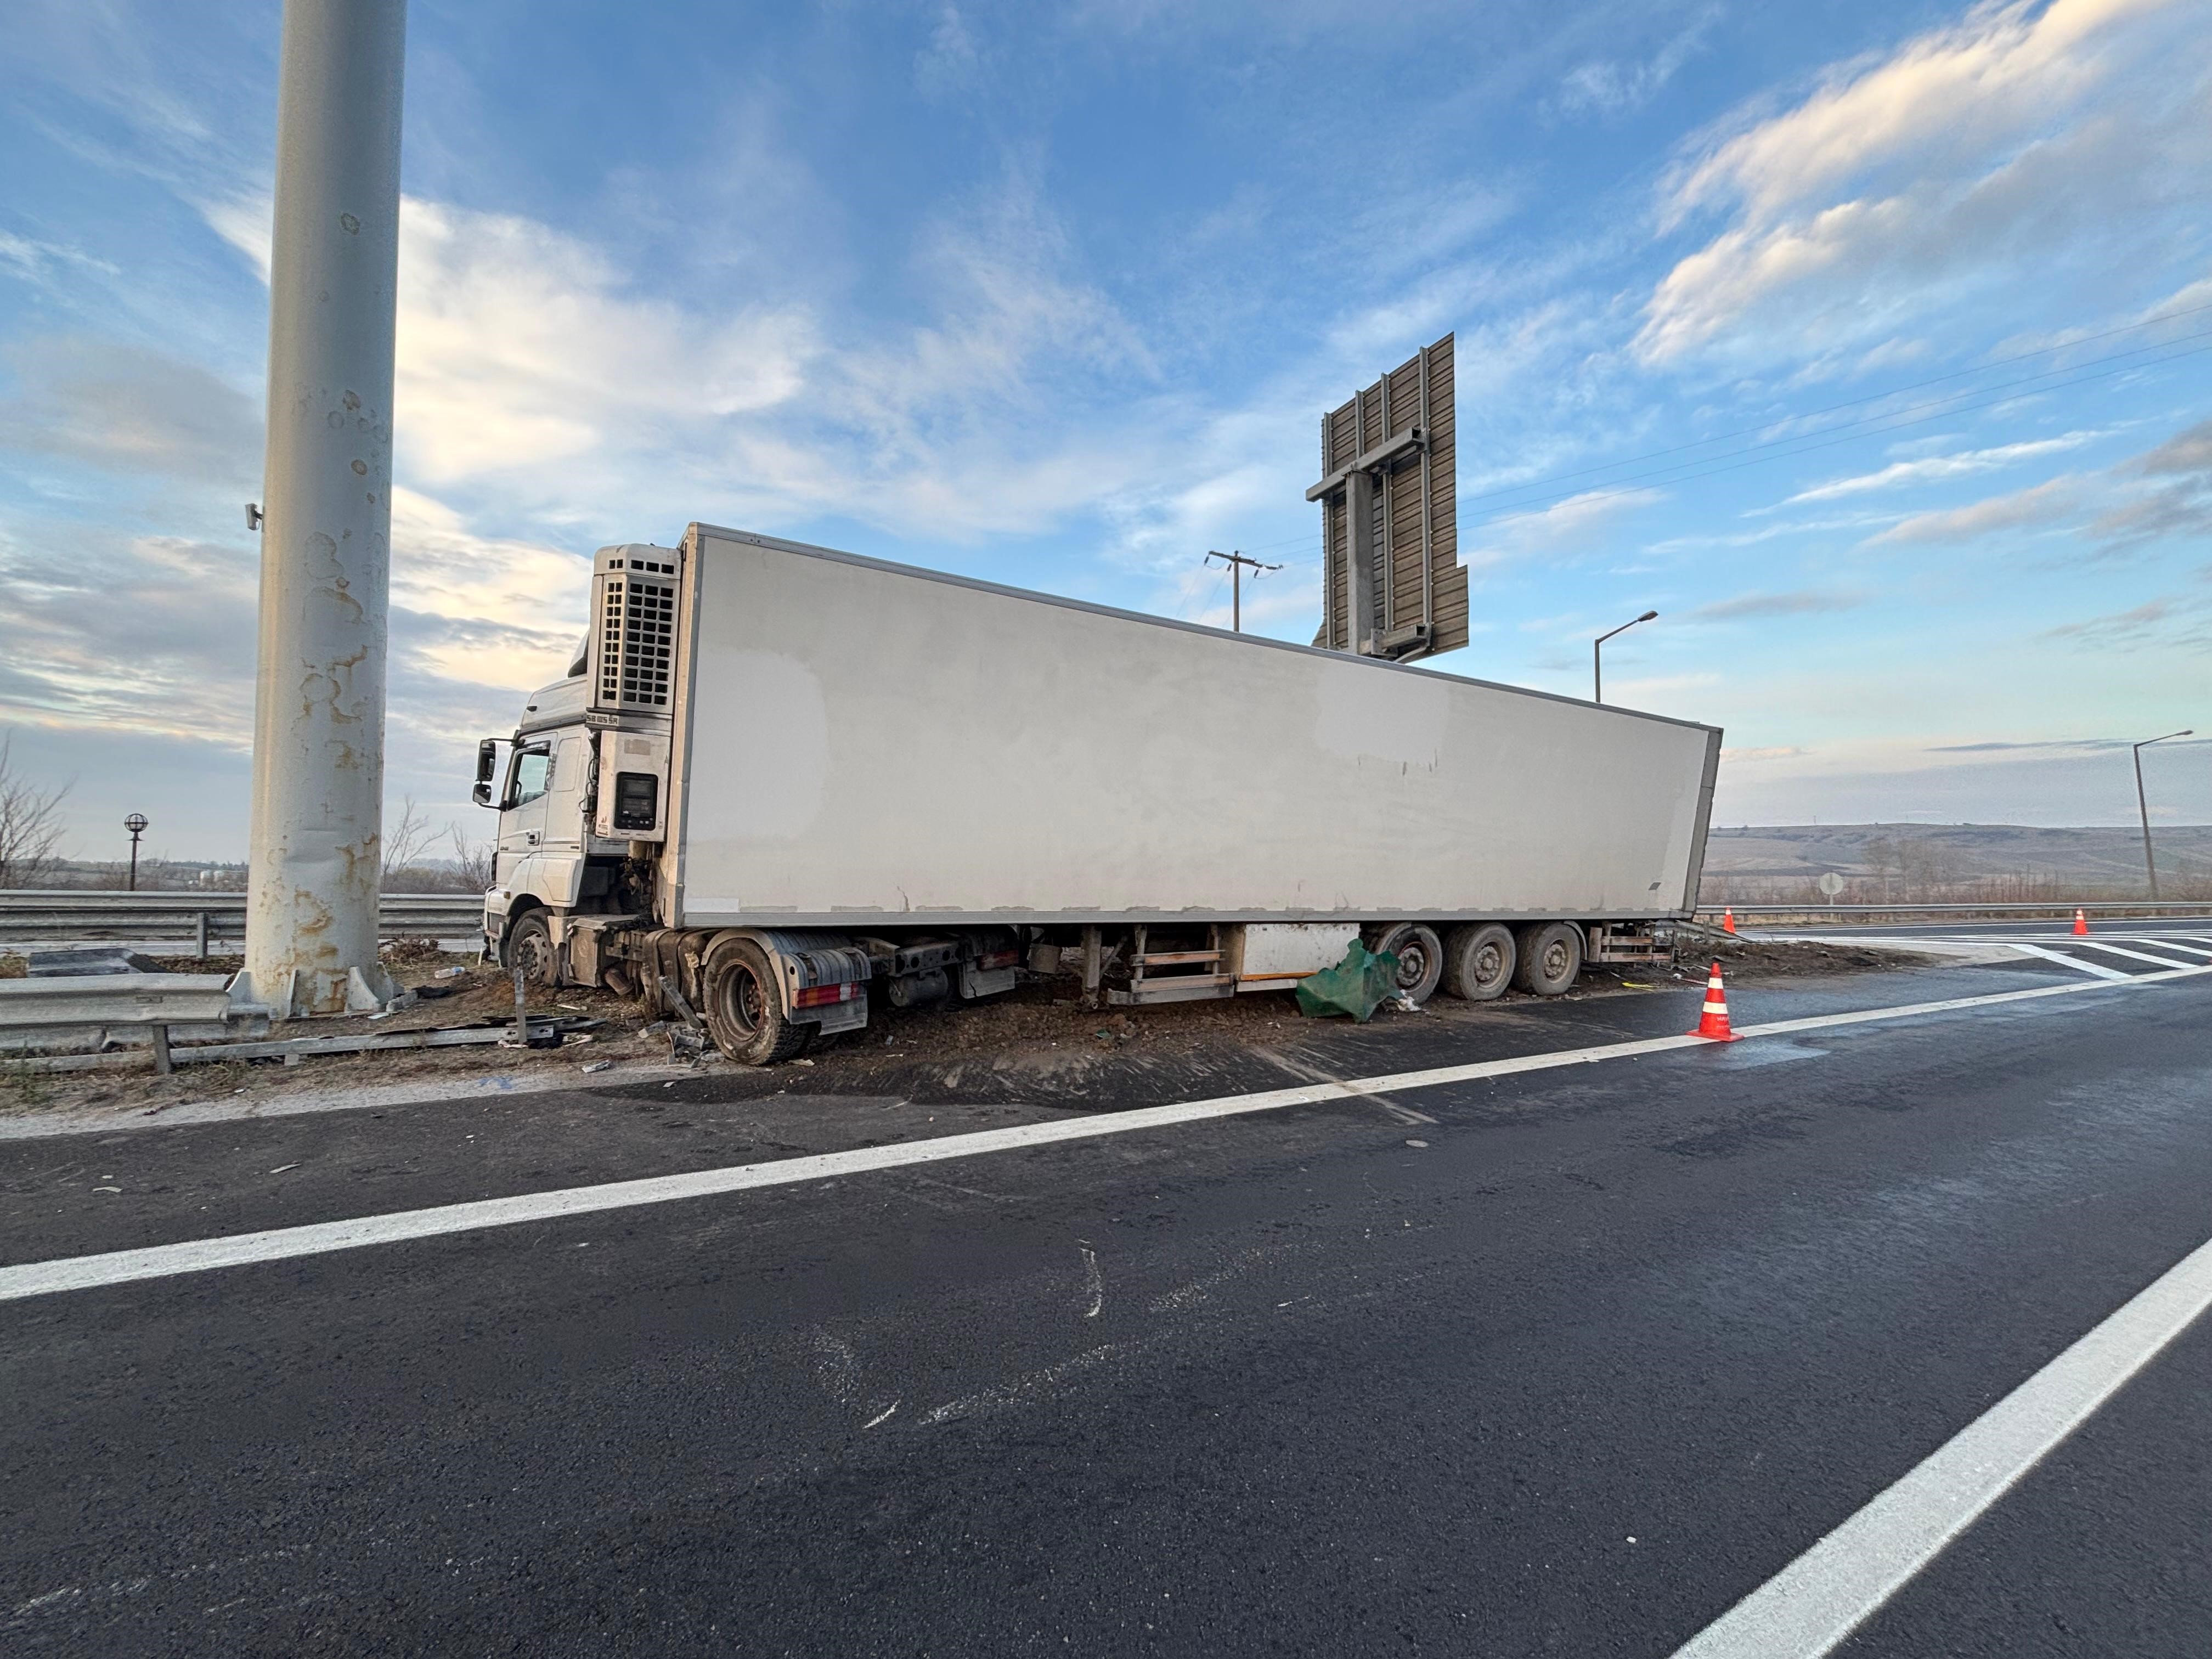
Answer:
2132;729;2192;902
123;812;148;893
1593;610;1659;704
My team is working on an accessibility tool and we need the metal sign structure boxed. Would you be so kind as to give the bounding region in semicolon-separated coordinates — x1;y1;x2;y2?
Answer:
1307;334;1466;661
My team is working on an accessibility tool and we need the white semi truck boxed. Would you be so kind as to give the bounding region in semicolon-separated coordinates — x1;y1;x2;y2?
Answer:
475;524;1722;1063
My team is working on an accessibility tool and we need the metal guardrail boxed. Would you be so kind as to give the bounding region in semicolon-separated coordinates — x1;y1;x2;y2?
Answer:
0;972;241;1074
1694;901;2212;918
0;889;483;947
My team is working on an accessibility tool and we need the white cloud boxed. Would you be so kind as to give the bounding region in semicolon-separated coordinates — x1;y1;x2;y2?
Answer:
1554;5;1720;120
1463;487;1668;567
0;336;261;487
1636;0;2211;365
1782;431;2100;504
1874;475;2082;543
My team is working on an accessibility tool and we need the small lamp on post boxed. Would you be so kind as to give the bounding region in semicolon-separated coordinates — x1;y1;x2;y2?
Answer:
1594;611;1659;704
123;812;149;893
2132;730;2192;902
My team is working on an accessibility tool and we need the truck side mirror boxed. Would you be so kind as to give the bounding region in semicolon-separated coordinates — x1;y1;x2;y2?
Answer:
472;738;500;808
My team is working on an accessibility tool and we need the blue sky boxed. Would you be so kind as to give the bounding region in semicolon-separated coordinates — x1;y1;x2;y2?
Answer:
3;0;2210;861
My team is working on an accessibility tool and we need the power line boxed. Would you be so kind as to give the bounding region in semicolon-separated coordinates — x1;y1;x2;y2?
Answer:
1218;301;2212;561
1464;298;2212;510
1452;338;2212;527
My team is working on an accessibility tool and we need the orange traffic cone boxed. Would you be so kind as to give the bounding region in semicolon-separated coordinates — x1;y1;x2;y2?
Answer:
1722;907;1737;935
1691;961;1740;1042
2072;909;2089;936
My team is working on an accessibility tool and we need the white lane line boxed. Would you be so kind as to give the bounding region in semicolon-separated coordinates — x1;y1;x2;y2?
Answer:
2142;939;2212;960
2073;939;2204;969
1667;1231;2212;1659
3;963;2205;1304
2006;943;2132;980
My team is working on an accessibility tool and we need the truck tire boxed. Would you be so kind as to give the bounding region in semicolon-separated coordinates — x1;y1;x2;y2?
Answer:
503;910;558;987
1442;922;1515;1001
1513;922;1582;996
702;936;810;1065
1372;922;1444;1006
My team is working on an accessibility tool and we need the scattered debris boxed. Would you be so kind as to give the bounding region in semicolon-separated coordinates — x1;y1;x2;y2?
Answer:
268;1163;300;1174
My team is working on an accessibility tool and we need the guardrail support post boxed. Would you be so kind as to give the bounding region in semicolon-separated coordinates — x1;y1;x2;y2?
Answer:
149;1024;172;1076
195;911;210;961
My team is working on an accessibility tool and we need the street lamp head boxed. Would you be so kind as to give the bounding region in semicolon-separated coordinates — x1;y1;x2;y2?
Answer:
123;812;149;835
1638;610;1658;622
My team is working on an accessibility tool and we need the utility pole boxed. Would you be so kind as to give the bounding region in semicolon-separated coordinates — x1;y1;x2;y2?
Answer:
2132;729;2192;902
123;812;148;893
1204;550;1280;633
240;0;408;1018
1593;610;1658;703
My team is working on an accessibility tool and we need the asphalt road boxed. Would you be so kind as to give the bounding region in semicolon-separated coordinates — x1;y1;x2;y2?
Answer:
2;956;2208;1657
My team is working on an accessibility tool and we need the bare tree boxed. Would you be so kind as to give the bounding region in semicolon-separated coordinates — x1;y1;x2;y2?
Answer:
380;794;438;889
448;824;496;894
0;736;70;889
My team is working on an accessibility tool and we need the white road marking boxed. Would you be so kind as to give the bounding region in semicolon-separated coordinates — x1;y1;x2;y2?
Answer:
2;963;2205;1304
2072;939;2204;970
2005;943;2131;980
2142;938;2212;958
1667;1230;2212;1659
863;1402;899;1429
1080;1245;1104;1318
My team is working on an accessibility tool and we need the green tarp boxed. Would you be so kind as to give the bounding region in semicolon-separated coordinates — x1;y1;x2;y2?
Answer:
1294;939;1400;1023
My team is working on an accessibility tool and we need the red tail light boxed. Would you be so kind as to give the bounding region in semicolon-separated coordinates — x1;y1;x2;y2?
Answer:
794;981;858;1008
979;950;1018;970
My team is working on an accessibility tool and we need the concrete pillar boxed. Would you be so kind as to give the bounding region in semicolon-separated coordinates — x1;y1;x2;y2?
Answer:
240;0;408;1018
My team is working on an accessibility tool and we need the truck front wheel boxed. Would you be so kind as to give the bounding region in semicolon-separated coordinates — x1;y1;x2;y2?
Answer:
503;910;558;987
1443;923;1515;1001
702;937;811;1065
1513;922;1582;996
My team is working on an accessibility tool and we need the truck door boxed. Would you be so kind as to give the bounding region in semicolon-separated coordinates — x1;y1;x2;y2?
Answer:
496;742;554;888
533;729;591;903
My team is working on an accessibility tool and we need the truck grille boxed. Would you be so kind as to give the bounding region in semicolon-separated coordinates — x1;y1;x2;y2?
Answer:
597;576;676;708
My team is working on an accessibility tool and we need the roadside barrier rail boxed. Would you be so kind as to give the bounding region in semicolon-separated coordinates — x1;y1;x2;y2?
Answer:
0;972;240;1074
1693;900;2212;920
0;890;483;950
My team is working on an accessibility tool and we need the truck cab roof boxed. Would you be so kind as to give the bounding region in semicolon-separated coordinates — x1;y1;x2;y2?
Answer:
517;672;588;736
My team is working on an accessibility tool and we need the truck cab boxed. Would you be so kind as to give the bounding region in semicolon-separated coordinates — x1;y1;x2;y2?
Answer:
475;544;678;981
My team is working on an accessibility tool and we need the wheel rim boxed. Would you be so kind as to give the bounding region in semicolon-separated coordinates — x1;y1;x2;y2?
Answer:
1395;944;1429;991
718;963;766;1038
1541;939;1571;980
516;924;553;981
1474;942;1504;986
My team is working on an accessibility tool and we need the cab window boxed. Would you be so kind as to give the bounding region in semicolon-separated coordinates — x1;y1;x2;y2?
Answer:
512;748;553;806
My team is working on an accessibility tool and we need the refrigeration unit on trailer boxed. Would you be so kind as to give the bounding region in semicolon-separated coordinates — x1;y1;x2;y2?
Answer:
472;525;1721;1063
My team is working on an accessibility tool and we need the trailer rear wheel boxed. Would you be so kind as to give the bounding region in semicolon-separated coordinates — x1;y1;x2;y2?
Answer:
1442;923;1515;1001
1513;922;1582;996
703;937;810;1065
1372;923;1444;1006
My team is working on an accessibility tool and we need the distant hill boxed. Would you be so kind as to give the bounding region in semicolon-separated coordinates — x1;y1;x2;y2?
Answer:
1701;823;2212;901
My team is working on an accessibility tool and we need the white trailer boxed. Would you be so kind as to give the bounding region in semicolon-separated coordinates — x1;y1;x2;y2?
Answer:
477;525;1721;1062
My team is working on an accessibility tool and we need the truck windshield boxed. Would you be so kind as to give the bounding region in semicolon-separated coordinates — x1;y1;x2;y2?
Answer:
514;750;552;806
